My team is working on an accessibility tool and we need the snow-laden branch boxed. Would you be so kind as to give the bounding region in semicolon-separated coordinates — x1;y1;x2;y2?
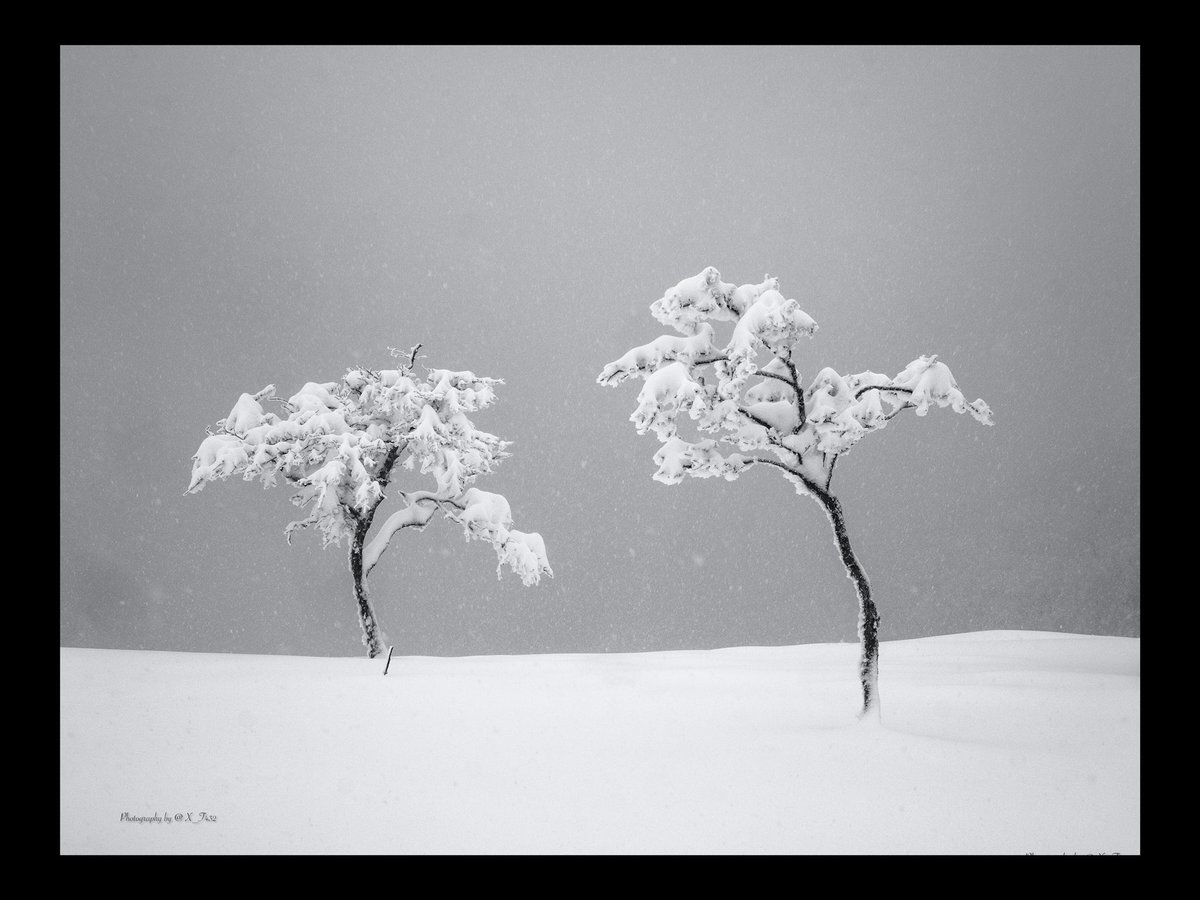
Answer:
448;488;554;586
851;357;992;425
362;498;438;577
597;324;720;386
359;481;553;587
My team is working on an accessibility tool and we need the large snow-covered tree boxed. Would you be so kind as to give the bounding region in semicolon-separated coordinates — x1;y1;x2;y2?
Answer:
186;345;552;658
598;268;992;718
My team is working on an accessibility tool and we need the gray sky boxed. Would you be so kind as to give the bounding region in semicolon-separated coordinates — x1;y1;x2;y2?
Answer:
60;45;1140;657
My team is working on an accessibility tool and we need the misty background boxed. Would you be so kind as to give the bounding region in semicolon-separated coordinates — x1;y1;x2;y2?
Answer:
60;46;1139;658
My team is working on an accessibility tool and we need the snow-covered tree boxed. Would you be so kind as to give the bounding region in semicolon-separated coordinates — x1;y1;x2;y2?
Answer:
598;268;992;718
186;345;552;658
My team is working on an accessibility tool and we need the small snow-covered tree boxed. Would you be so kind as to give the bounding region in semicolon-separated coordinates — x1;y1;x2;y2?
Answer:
186;345;552;658
598;268;992;718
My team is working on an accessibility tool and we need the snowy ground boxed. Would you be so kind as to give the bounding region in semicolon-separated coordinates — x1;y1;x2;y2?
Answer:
60;631;1138;854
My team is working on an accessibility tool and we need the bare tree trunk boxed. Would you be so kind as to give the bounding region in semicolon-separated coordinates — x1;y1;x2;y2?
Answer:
349;521;383;658
815;491;880;719
347;446;401;659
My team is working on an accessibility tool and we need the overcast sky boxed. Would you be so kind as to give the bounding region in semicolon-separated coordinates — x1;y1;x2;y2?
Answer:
60;45;1139;658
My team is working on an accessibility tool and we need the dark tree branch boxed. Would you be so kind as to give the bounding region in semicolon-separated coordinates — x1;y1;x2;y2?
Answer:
693;352;729;365
747;451;826;499
784;359;807;432
751;359;807;433
744;456;801;477
730;406;808;468
737;405;778;434
818;398;911;493
884;403;916;422
692;354;809;437
754;370;794;387
782;357;802;389
853;384;914;401
397;490;467;514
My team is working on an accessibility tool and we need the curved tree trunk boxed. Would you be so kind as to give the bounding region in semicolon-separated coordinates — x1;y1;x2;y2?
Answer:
815;491;880;719
348;446;402;659
349;520;384;658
